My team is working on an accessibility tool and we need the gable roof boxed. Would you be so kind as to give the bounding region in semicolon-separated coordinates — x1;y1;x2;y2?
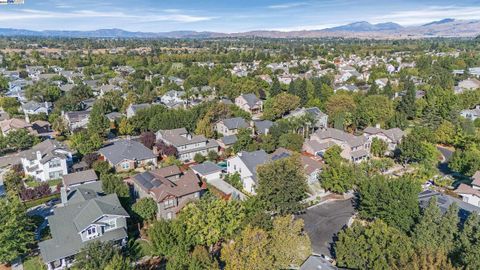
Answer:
220;134;238;146
220;117;249;130
98;140;156;165
455;183;480;198
62;169;98;188
20;139;70;162
312;128;367;148
363;126;405;143
39;192;128;263
240;93;261;107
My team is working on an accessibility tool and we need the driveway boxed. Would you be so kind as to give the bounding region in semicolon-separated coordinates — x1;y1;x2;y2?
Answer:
297;199;355;258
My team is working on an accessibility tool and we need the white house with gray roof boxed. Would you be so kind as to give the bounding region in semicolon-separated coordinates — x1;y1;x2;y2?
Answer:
156;128;219;162
21;101;52;115
20;139;72;182
39;182;129;270
226;150;269;194
215;117;249;136
303;128;370;163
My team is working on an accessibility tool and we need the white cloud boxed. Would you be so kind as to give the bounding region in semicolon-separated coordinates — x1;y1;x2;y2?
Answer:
268;2;308;9
0;8;215;24
373;5;480;25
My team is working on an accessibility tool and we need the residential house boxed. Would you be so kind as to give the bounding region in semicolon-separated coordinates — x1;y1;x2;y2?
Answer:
61;169;98;190
419;190;480;222
215;117;249;136
20;139;72;182
253;120;273;135
0;118;32;136
191;162;223;182
99;84;121;96
303;128;370;163
98;140;157;172
226;150;268;194
374;78;389;88
126;103;151;118
455;171;480;207
455;78;480;94
334;84;359;93
160;90;186;108
131;166;204;219
235;93;263;115
460;105;480;121
21;101;52;115
156;128;219;162
285;107;329;129
6;79;32;101
30;120;54;138
39;182;129;270
217;135;237;150
363;126;405;152
62;111;90;131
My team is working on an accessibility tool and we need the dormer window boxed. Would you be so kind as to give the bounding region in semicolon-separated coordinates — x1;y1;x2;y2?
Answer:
86;225;98;239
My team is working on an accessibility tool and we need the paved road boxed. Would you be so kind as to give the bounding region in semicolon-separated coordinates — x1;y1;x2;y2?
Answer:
437;146;455;176
297;199;355;258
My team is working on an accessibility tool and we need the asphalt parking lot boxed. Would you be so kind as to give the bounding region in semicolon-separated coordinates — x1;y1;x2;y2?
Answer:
298;199;355;257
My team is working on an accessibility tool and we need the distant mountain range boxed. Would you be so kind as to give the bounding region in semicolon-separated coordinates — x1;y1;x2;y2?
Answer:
0;19;479;39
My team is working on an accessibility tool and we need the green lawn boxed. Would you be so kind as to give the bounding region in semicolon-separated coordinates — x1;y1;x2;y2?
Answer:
25;178;62;188
23;255;46;270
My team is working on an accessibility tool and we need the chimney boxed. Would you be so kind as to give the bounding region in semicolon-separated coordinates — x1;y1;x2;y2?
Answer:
36;151;42;160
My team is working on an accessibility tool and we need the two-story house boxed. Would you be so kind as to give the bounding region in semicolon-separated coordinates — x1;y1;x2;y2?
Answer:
98;140;157;172
235;93;263;115
284;107;329;130
131;166;204;219
160;90;186;108
363;126;405;153
156;128;219;162
39;182;129;270
20;139;73;181
62;110;91;131
215;117;249;136
226;150;269;194
303;128;370;163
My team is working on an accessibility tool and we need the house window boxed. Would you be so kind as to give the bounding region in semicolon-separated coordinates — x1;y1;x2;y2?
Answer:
104;219;116;231
49;159;61;168
122;162;130;169
49;171;63;179
164;198;175;209
86;226;97;238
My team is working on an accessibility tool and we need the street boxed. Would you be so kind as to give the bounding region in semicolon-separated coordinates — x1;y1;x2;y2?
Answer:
297;199;355;258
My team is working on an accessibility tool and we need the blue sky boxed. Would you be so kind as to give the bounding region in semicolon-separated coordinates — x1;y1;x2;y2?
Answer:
0;0;480;32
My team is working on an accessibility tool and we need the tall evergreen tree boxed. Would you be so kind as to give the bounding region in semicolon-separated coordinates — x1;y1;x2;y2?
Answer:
397;78;416;119
270;76;282;97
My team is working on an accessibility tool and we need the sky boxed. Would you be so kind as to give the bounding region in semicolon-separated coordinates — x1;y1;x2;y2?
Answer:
0;0;480;32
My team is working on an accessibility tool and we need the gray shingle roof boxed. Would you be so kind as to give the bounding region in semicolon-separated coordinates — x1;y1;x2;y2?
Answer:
220;135;238;146
253;120;273;135
241;93;261;108
238;150;268;180
62;169;98;188
39;192;128;263
98;140;156;165
191;161;223;176
221;117;248;130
